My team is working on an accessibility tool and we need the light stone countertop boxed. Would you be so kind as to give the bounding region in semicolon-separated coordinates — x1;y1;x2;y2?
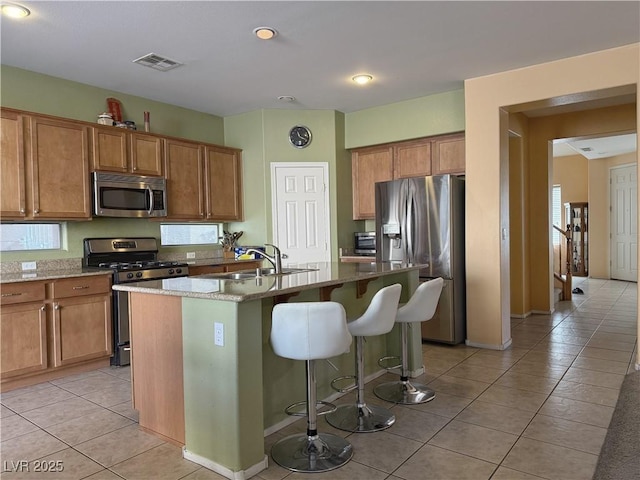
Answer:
184;258;263;267
0;258;259;284
1;268;113;284
113;261;422;302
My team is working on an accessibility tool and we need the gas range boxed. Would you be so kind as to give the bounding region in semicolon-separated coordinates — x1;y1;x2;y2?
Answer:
83;237;190;367
83;237;189;284
97;260;189;283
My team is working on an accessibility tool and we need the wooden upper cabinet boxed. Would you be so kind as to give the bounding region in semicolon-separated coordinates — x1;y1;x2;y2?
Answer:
351;132;465;219
204;145;243;221
92;127;128;172
432;133;465;175
130;133;163;176
29;116;91;219
164;138;205;220
393;138;432;179
0;109;27;219
92;127;163;176
351;145;394;220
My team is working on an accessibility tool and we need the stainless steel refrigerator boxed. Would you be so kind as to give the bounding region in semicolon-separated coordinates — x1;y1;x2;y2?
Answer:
375;174;465;344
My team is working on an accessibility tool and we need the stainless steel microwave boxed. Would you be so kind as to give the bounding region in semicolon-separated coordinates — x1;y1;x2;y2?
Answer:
92;172;167;218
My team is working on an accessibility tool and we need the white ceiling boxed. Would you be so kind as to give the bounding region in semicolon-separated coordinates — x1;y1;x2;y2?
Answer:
554;134;637;160
1;1;638;118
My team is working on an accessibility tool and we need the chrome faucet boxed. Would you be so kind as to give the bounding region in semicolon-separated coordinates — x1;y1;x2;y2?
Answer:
245;243;283;274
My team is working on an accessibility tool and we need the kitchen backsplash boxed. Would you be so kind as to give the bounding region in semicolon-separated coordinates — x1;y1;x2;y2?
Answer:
0;258;82;274
0;249;224;275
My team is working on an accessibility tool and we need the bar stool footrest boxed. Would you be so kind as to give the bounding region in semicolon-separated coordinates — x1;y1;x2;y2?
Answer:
285;400;337;417
377;355;402;371
330;375;357;393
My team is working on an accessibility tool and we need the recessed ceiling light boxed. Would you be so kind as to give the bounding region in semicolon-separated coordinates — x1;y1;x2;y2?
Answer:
1;3;30;18
352;74;373;85
253;27;277;40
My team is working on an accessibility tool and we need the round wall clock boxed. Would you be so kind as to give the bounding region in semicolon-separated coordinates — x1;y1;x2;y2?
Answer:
289;125;312;148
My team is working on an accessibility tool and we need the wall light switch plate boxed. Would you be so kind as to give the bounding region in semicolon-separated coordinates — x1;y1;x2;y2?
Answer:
186;252;196;259
21;261;37;271
214;322;224;346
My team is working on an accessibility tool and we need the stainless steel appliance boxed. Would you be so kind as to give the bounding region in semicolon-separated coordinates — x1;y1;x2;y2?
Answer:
354;231;376;255
83;237;188;366
92;172;167;218
375;174;465;344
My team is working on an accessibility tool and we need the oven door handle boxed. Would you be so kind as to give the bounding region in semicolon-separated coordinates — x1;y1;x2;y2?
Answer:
146;186;155;215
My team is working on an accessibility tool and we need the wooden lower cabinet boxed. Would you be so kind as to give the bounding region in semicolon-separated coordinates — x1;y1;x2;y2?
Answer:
52;294;112;367
1;302;47;378
0;275;113;391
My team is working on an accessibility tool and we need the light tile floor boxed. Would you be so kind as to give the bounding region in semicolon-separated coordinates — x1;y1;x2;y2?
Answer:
1;278;637;480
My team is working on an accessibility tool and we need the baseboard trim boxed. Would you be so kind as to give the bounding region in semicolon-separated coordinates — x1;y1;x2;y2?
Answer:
510;311;532;319
465;338;513;350
183;448;267;480
531;309;553;315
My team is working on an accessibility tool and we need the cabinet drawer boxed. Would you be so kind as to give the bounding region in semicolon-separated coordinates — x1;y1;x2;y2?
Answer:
1;282;46;305
52;275;111;298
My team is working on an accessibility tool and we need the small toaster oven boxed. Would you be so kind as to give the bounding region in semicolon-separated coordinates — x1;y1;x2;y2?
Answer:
354;232;376;255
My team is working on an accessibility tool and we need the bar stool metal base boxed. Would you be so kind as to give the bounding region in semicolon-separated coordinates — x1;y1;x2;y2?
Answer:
271;432;353;473
374;380;436;405
326;403;395;432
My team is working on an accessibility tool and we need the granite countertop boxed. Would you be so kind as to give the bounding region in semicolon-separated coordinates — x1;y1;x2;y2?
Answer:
185;258;262;267
0;258;259;284
1;268;113;284
113;261;422;302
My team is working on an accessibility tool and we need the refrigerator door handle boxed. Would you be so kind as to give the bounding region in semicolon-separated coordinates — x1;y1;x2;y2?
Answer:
407;188;415;262
399;180;409;259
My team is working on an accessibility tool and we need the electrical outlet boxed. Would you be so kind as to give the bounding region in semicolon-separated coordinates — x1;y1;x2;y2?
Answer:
186;252;196;259
21;261;37;271
214;322;224;346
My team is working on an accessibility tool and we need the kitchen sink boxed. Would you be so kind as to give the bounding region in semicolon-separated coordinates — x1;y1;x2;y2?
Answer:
204;267;317;280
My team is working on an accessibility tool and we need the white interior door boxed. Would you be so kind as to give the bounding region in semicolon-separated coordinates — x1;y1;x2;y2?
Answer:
271;163;331;264
610;163;638;281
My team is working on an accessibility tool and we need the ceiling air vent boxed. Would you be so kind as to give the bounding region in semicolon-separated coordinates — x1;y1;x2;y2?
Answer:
132;53;183;72
580;147;593;152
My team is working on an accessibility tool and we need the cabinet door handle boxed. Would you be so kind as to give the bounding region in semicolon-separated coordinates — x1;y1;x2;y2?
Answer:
54;303;60;310
19;208;25;214
40;305;46;311
72;285;90;290
33;209;40;214
1;292;22;297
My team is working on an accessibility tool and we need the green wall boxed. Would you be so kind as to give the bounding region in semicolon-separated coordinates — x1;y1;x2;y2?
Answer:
0;65;224;143
224;109;361;261
1;65;465;263
345;89;465;148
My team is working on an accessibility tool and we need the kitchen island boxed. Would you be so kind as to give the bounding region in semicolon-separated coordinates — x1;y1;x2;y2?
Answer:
113;261;423;480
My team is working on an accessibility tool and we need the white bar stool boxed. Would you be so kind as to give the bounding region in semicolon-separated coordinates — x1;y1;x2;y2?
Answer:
374;277;444;404
270;301;353;473
325;283;402;433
